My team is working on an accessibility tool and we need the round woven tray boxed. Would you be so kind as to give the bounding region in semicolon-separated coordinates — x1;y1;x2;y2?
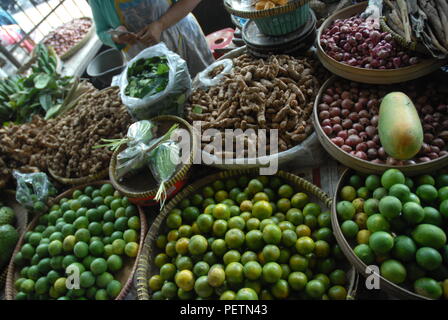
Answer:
312;75;448;175
109;115;197;206
0;196;29;289
5;180;148;300
331;169;434;300
316;3;446;84
224;0;311;19
135;168;359;300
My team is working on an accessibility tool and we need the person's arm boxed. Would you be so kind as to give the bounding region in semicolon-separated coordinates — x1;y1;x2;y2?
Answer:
90;0;123;49
138;0;202;46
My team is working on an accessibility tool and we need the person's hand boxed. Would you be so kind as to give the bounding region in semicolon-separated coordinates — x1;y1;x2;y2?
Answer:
112;26;138;45
137;21;164;47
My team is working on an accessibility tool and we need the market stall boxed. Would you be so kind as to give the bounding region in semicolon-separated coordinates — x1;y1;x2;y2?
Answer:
1;0;448;301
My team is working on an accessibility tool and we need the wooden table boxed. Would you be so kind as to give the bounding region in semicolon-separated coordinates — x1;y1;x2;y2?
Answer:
61;33;103;78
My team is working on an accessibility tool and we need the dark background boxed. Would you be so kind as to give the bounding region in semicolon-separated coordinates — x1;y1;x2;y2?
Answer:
193;0;233;35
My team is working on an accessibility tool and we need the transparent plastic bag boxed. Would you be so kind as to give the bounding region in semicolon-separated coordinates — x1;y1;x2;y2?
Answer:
119;43;192;120
13;171;56;212
115;121;179;180
149;141;181;208
192;59;233;90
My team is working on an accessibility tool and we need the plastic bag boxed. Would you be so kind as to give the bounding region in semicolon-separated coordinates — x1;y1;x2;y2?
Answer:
200;132;325;175
192;59;233;90
13;171;57;212
115;121;179;180
119;43;192;120
149;141;181;208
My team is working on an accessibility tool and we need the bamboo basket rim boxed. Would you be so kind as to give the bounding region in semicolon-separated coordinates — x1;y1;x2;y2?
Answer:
135;168;359;300
331;168;432;300
5;180;148;300
223;0;311;19
379;17;420;53
316;3;447;83
312;75;448;175
109;115;197;198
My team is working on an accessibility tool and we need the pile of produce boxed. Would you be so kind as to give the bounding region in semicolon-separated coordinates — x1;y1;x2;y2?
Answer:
383;0;448;58
317;78;448;164
148;175;352;300
336;168;448;299
0;87;132;186
186;54;323;156
0;44;77;125
44;17;93;57
255;0;288;10
0;204;19;269
320;15;420;69
13;183;141;300
124;56;169;99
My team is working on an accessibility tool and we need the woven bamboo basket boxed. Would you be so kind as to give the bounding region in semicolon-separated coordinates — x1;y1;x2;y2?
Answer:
109;115;197;207
135;169;359;300
224;0;312;36
5;180;148;300
0;195;29;289
316;3;446;84
313;75;448;175
41;17;95;61
331;169;436;300
192;46;322;171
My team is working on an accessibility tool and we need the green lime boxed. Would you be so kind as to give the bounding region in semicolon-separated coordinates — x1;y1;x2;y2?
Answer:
423;206;443;226
96;272;114;288
291;193;309;209
354;244;375;265
379;196;402;220
416;247;442;271
414;278;443;299
336;201;355;221
303;203;321;217
251;200;272;220
194;276;213;298
341;220;359;239
262;262;282;283
245;230;263;251
262;224;282;245
381;169;405;189
278;184;294;198
373;187;388;200
389;184;410;202
393;236;416;262
305;279;325;299
225;228;245;249
296;236;315;255
365;175;381;191
340;186;356;201
107;255;123;272
381;259;407;284
106;280;122;299
366;214;390;233
369;231;394;254
402;202;425;224
416;185;438;203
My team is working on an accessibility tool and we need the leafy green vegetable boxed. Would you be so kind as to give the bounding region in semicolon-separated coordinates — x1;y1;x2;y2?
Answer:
0;43;74;126
125;56;170;99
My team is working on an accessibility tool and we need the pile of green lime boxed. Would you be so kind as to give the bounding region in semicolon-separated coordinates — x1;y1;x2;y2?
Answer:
149;175;351;300
13;183;141;300
337;168;448;299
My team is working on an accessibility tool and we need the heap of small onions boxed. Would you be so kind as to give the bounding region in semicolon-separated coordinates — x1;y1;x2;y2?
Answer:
318;79;448;165
320;16;419;69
